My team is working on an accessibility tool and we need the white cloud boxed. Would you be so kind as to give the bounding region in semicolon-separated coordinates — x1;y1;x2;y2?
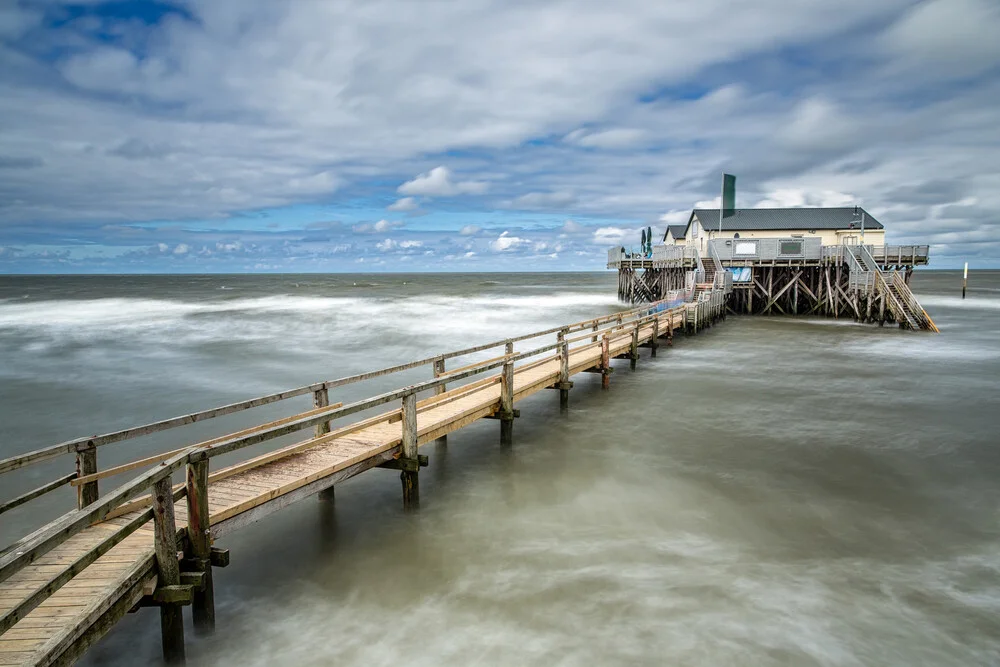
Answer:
459;225;481;236
173;243;189;254
376;238;422;251
884;0;1000;79
398;166;487;197
511;191;576;209
564;128;645;149
592;226;633;246
490;231;528;252
387;197;418;211
354;219;404;233
755;189;855;209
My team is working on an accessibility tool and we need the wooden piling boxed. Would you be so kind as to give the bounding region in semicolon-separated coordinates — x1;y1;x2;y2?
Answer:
400;392;419;510
630;323;639;371
185;459;215;636
600;334;610;390
433;357;447;445
151;476;185;664
557;329;571;412
650;317;659;357
500;341;514;446
75;443;98;509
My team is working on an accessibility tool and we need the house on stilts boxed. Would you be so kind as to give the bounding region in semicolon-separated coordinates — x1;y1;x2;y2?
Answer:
608;206;938;331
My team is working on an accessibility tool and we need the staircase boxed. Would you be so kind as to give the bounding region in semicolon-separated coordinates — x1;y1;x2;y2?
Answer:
878;270;939;332
849;245;938;332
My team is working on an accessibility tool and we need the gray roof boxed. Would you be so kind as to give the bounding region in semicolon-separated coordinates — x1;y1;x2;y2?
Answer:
664;224;687;240
689;207;884;232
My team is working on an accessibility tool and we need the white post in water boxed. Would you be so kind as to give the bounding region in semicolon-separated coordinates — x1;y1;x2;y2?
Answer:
963;262;968;299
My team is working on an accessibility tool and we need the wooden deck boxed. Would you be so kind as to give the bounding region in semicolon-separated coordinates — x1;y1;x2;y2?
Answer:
0;297;726;666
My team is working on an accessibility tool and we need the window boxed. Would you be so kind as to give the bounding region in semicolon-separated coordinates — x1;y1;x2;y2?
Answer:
734;241;758;256
779;239;803;256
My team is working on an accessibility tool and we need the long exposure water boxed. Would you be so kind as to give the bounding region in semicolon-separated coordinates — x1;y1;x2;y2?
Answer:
1;271;998;666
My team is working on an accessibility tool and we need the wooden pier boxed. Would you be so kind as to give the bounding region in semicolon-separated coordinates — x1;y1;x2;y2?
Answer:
0;282;729;666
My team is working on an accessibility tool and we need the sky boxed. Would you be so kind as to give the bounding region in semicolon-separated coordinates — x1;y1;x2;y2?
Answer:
0;0;998;273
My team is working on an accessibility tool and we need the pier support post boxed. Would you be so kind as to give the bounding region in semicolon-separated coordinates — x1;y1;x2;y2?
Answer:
651;317;659;357
185;458;215;636
314;386;335;503
601;334;611;390
500;341;514;446
151;477;185;665
630;323;639;371
433;357;447;446
400;391;419;510
312;385;331;437
75;442;98;509
557;329;572;412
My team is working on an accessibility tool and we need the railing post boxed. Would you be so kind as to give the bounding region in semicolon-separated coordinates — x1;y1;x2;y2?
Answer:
400;391;419;510
312;385;330;437
185;458;215;636
557;329;572;412
151;477;185;664
630;322;639;371
591;322;599;343
432;357;447;446
500;341;514;446
313;385;336;503
600;334;610;390
651;317;659;357
75;442;98;509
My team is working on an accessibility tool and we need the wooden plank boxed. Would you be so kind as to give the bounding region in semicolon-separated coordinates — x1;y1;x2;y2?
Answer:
0;474;77;517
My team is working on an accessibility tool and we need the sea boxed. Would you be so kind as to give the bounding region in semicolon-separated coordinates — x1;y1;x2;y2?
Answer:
0;270;998;666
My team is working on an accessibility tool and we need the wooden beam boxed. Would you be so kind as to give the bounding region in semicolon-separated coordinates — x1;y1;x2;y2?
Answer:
0;473;76;516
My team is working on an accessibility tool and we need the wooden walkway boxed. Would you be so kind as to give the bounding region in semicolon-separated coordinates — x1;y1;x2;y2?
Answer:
0;291;728;666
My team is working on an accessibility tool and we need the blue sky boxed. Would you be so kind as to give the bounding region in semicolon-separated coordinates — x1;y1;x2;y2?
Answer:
0;0;998;272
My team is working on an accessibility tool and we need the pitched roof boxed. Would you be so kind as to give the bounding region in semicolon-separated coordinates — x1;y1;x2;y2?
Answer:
690;207;884;232
664;224;687;240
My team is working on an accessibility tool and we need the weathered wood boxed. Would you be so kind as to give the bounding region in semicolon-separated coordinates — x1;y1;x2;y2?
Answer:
0;473;76;516
0;452;187;586
184;459;214;636
500;341;515;447
71;402;345;488
75;445;98;510
601;335;611;390
400;392;419;510
0;507;153;636
150;477;184;664
312;386;331;437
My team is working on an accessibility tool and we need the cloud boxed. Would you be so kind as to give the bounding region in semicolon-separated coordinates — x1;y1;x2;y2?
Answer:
490;231;528;252
511;191;576;209
459;225;481;236
0;156;44;169
564;128;645;149
107;138;174;160
883;0;1000;79
1;1;999;269
387;197;418;211
173;243;190;254
398;166;487;197
353;219;404;233
376;238;422;251
592;227;634;246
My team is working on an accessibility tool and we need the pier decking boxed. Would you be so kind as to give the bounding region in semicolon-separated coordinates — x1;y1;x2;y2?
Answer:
0;284;728;666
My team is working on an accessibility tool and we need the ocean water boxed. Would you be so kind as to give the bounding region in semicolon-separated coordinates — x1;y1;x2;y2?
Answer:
1;271;998;666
